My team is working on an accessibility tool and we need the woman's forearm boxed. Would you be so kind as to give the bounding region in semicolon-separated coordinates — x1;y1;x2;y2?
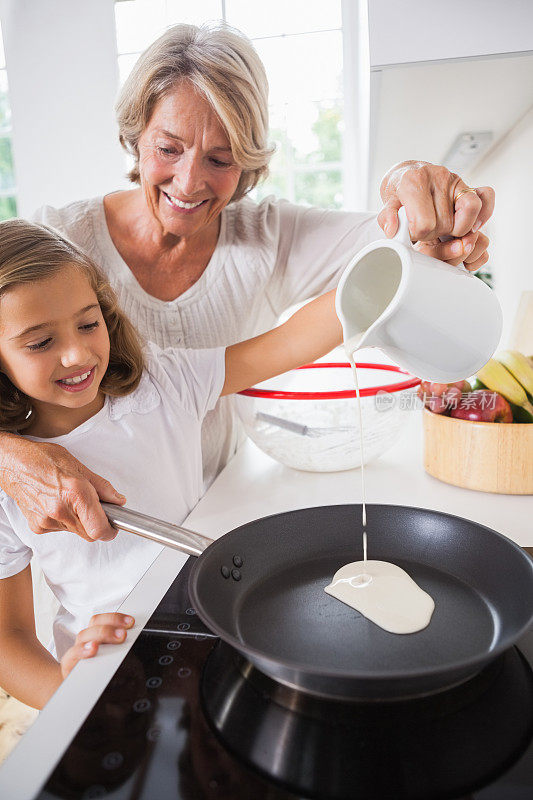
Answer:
0;629;62;709
0;431;26;493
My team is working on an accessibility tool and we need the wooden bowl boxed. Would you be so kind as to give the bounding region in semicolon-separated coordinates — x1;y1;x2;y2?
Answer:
422;408;533;494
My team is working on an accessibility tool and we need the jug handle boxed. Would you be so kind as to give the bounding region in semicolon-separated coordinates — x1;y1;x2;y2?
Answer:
394;206;412;246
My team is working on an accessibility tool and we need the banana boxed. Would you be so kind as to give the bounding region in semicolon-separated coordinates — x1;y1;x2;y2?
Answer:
476;358;533;419
471;375;532;422
496;350;533;397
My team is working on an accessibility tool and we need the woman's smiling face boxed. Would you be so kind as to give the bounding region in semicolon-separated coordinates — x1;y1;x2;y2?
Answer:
137;81;243;239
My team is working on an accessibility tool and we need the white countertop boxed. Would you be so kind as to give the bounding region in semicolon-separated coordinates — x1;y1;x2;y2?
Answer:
1;409;531;799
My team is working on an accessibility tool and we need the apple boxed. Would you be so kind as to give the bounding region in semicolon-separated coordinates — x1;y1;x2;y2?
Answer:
417;380;472;414
450;389;512;422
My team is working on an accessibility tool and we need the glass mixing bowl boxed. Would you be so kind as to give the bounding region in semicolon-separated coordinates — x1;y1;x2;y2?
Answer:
236;362;420;472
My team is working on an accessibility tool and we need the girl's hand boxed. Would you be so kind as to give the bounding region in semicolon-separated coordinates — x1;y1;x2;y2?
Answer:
378;161;494;270
0;435;126;541
60;613;135;679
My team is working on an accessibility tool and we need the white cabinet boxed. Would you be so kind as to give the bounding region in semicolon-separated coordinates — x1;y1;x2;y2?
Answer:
368;0;533;68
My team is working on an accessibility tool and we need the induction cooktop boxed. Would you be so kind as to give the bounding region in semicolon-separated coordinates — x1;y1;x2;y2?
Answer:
35;557;533;800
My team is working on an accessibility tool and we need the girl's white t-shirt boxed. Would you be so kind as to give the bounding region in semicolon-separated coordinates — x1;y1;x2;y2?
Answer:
0;344;225;659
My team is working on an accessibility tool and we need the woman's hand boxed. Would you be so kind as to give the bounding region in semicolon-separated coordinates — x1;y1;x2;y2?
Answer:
0;434;126;541
60;612;135;679
378;161;495;271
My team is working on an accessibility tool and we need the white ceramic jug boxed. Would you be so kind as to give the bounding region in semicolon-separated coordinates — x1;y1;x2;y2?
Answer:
335;207;502;382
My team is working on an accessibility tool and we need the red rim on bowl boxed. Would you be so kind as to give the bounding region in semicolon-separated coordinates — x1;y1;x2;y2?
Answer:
238;363;421;400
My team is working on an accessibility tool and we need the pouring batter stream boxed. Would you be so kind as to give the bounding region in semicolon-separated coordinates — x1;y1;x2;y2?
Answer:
324;336;435;634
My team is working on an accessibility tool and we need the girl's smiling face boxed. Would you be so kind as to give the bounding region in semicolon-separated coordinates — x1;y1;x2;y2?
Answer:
0;264;110;436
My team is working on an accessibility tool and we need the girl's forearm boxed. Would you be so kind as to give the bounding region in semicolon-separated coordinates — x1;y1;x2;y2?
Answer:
0;629;62;709
281;290;342;367
223;290;342;396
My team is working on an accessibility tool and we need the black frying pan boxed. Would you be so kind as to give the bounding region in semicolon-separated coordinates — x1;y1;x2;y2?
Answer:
103;503;533;700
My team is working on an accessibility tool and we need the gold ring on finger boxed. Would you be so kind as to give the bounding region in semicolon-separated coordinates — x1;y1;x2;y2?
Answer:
453;187;478;204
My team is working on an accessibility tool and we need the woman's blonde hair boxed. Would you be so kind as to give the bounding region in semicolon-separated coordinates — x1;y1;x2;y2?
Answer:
116;23;275;202
0;219;145;432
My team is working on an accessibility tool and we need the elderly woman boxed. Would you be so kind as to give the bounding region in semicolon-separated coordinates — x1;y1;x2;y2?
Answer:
0;23;492;542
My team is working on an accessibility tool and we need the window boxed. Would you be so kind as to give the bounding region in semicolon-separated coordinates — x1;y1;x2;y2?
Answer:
0;21;16;220
114;0;344;208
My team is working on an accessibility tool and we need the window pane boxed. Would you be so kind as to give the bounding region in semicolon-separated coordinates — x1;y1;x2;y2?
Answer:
255;30;343;105
115;0;222;55
284;100;342;165
0;196;16;220
0;20;5;70
254;101;342;207
164;0;223;27
0;71;11;131
0;137;15;191
115;0;167;54
117;52;141;85
250;109;289;202
295;168;342;209
265;105;289;171
225;0;341;39
0;17;15;212
253;172;288;204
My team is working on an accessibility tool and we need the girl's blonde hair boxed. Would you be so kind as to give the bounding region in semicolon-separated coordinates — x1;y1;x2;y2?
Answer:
116;22;275;202
0;219;145;432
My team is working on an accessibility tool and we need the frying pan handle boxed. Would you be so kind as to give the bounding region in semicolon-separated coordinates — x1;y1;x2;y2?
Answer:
101;502;214;557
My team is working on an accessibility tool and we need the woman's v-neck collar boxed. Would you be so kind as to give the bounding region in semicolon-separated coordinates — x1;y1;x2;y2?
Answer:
94;194;230;310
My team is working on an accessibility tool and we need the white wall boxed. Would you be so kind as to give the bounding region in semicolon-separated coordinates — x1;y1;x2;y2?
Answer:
0;0;127;217
471;109;533;348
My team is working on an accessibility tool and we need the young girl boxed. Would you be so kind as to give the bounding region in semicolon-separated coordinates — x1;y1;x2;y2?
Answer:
0;219;342;709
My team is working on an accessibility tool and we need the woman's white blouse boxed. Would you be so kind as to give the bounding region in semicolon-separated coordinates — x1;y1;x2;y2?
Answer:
33;195;381;487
